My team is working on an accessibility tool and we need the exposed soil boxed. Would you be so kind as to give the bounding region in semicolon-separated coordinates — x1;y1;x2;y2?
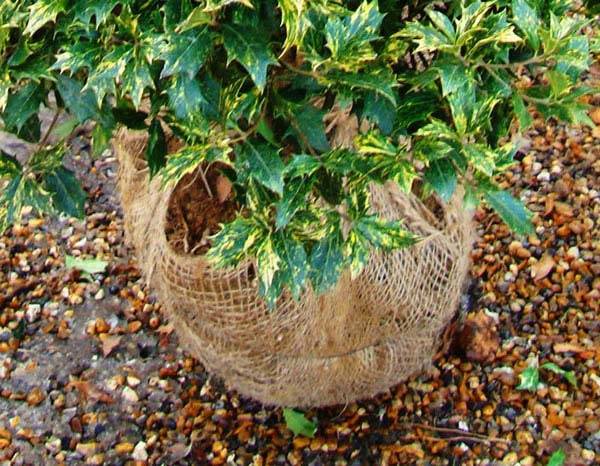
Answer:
164;163;238;256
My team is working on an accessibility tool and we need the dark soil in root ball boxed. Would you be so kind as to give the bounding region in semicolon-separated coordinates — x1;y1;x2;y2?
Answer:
165;163;238;255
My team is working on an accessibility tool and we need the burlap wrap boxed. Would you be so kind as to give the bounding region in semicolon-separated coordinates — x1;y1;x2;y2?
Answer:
114;128;474;407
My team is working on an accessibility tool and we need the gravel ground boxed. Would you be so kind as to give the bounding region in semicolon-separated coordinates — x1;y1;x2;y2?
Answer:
1;87;599;465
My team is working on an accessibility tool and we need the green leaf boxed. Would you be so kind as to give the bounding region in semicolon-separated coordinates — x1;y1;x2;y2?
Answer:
283;409;317;438
546;449;566;466
83;45;131;106
309;226;344;293
395;91;438;130
284;154;322;179
25;0;67;35
512;0;541;50
237;142;284;195
355;131;396;157
437;59;472;97
222;24;277;90
65;255;108;274
426;8;455;41
44;167;86;218
353;216;417;250
3;83;44;132
160;29;213;79
463;144;496;176
121;56;155;110
206;216;261;267
424;158;457;203
517;365;540;392
484;190;534;236
75;0;125;26
275;178;312;229
147;119;168;178
546;70;571;98
256;235;281;293
52;43;100;75
273;234;307;300
160;142;231;186
362;93;396;135
177;6;212;32
0;153;21;178
167;75;206;120
325;0;384;69
277;0;313;51
511;93;533;130
56;75;99;124
541;362;577;388
402;21;453;53
326;69;397;105
285;102;329;153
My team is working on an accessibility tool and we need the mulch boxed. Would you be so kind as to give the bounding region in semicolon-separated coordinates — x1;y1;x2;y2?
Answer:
1;89;599;466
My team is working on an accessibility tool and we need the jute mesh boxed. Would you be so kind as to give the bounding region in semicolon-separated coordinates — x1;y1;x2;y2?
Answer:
114;128;475;407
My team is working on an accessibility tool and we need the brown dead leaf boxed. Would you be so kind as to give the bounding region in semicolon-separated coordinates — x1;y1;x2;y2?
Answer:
553;342;586;354
215;175;233;203
324;104;358;149
101;335;122;357
453;311;499;363
532;255;555;281
66;381;114;404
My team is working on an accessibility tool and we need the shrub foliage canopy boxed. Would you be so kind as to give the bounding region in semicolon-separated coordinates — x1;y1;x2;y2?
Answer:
0;0;597;302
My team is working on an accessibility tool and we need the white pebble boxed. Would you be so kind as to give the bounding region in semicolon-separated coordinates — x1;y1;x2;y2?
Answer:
132;442;148;461
122;386;139;403
25;304;41;323
566;246;580;259
537;170;550;182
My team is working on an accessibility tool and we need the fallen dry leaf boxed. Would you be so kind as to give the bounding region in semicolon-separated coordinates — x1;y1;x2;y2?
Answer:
532;255;555;281
101;335;122;357
215;175;233;203
553;342;586;354
66;381;114;404
453;311;499;363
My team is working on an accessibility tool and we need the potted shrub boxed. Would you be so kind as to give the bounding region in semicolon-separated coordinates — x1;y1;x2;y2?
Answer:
0;0;596;406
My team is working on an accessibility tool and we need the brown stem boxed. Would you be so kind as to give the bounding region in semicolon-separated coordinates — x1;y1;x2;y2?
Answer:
39;110;61;149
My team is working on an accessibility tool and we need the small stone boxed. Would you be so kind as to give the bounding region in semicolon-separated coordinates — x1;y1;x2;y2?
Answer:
122;386;139;403
537;170;550;182
25;304;41;323
132;441;148;461
45;437;61;454
87;453;105;465
127;376;141;387
127;321;142;333
0;427;12;440
94;318;110;334
76;442;97;457
584;419;600;433
94;289;105;300
566;246;580;259
582;450;596;462
115;442;134;454
26;387;46;406
503;452;518;464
